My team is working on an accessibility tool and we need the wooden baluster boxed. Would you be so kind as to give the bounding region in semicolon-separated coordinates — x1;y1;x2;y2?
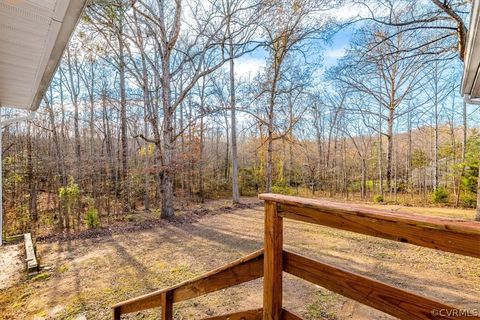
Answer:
263;200;283;320
161;291;173;320
113;307;121;320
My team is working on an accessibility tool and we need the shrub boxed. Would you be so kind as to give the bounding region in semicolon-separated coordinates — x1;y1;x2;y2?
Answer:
432;187;449;204
85;208;100;229
271;182;293;195
373;195;384;203
239;167;261;195
461;193;477;208
58;177;80;229
58;177;80;201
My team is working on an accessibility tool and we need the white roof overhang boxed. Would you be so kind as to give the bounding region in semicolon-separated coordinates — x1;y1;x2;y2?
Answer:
0;0;86;111
462;0;480;103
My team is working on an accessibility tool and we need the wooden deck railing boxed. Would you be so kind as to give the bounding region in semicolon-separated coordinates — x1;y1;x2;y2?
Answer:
113;249;264;319
113;194;480;319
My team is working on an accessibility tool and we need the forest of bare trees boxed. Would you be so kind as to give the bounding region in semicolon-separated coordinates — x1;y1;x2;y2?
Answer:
2;0;480;237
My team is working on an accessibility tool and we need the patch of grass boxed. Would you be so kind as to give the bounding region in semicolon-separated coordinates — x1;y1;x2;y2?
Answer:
307;290;339;320
36;310;48;318
80;255;108;269
11;301;23;310
30;272;50;281
102;287;114;295
16;288;33;301
363;203;475;220
61;302;82;318
376;251;397;259
164;265;197;284
155;261;167;270
58;263;69;274
125;214;136;222
170;265;191;274
153;208;162;218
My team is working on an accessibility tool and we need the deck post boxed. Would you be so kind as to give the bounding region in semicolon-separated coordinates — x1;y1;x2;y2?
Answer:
113;307;121;320
0;110;3;246
161;291;173;319
263;200;283;320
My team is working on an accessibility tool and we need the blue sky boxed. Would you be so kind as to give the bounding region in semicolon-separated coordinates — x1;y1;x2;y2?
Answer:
234;27;353;78
323;27;352;69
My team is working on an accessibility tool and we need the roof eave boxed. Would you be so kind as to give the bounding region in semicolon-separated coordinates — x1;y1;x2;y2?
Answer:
29;0;87;111
462;0;480;103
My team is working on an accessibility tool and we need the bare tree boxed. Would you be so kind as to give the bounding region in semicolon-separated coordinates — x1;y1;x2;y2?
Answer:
86;0;131;212
332;23;429;194
130;0;262;217
354;0;469;61
260;0;331;191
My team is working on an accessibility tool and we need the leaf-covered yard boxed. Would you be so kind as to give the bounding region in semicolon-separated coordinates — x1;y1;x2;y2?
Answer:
1;199;479;320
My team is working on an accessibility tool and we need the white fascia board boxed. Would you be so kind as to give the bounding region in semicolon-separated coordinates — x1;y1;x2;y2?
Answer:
463;0;480;97
29;0;87;111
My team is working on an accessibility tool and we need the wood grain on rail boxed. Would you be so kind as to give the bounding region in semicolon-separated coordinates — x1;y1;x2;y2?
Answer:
259;193;480;258
284;250;478;320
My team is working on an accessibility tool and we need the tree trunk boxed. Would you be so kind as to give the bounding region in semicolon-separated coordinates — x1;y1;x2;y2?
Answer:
27;122;37;227
225;4;240;202
386;106;394;194
89;81;97;200
407;111;412;199
361;158;366;200
477;151;480;221
160;53;175;219
118;30;130;213
433;62;439;190
199;82;206;203
314;104;323;186
378;102;384;197
456;101;467;206
161;112;175;219
266;64;281;192
229;45;240;203
46;98;67;187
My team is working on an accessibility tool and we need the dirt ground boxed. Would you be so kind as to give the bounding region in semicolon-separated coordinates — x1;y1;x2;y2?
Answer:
0;198;479;320
0;243;23;291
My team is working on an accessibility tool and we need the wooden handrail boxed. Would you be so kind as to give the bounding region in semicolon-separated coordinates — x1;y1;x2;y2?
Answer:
113;249;264;318
113;194;480;319
259;193;480;258
283;250;471;320
260;194;480;320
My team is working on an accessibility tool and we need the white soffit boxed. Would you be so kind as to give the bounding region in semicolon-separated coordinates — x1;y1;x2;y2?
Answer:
0;0;86;111
463;0;480;103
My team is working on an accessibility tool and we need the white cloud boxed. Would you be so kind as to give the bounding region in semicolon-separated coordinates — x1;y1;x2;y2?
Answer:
325;48;346;59
234;57;265;78
328;3;367;21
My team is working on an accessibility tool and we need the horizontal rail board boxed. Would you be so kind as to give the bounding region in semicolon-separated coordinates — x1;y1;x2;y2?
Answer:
258;194;480;258
201;308;263;320
283;250;478;320
113;249;264;315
